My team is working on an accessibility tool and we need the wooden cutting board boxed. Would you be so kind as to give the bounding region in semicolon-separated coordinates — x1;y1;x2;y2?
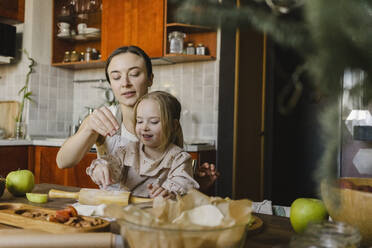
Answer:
0;101;20;138
0;203;110;233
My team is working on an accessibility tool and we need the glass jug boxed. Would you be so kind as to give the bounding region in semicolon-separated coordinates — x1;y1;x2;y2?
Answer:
168;31;186;54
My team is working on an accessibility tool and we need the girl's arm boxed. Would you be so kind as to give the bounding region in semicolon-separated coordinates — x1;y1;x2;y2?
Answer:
56;106;119;169
161;153;200;195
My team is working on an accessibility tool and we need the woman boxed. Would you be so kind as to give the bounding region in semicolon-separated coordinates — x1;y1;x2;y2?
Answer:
56;46;218;193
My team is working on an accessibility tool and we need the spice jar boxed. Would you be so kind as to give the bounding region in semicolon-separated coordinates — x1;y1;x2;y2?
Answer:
290;221;361;248
70;50;79;62
91;48;99;60
85;47;92;62
80;52;85;61
186;43;195;55
63;51;70;63
168;31;186;54
196;43;206;55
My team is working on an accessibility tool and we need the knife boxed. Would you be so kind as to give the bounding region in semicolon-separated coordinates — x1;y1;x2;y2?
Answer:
48;188;152;206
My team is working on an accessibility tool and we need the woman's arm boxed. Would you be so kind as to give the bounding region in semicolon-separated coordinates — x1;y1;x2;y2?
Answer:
56;118;99;168
56;106;119;169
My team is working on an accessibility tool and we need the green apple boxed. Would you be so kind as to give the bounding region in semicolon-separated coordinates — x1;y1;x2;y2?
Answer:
26;193;48;203
290;198;328;233
6;170;35;196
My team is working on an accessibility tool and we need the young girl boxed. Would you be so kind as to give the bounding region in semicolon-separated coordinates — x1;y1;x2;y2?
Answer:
86;91;199;198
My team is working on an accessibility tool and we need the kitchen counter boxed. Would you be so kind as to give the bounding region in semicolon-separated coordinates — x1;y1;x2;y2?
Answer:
0;138;216;152
0;183;294;248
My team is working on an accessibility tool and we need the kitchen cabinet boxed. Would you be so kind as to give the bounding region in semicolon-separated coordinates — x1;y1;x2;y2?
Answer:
101;0;164;60
0;0;24;24
52;0;103;69
52;0;217;69
33;146;98;188
0;146;30;177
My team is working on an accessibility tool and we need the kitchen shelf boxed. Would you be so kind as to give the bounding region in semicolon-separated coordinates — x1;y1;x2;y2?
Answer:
52;60;105;69
166;23;215;33
56;32;101;42
163;54;215;63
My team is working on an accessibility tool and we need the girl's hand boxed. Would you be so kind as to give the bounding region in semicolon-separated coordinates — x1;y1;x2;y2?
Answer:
84;106;120;137
195;162;220;193
147;184;175;199
92;163;114;188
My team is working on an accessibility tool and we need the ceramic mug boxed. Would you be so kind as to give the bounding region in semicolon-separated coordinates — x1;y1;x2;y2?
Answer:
57;22;70;35
57;22;70;30
77;23;87;34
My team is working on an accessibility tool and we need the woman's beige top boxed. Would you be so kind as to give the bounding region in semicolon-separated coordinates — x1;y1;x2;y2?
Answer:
87;141;199;197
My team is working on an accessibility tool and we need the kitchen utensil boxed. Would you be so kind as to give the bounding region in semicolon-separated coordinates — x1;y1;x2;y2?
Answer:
0;101;20;138
0;231;121;248
321;177;372;246
0;203;110;233
49;188;153;206
77;23;87;34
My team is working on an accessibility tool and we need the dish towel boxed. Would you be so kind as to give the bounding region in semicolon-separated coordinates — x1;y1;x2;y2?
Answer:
252;200;291;217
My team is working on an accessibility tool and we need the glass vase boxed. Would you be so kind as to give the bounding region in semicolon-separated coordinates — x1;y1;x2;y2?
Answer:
15;122;26;139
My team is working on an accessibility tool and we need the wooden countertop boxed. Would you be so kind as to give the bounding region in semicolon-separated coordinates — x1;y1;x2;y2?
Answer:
0;184;294;248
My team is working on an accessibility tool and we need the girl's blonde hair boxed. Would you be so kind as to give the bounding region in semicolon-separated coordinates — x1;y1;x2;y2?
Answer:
134;91;184;151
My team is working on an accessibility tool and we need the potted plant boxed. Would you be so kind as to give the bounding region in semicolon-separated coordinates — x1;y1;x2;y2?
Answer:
15;49;36;139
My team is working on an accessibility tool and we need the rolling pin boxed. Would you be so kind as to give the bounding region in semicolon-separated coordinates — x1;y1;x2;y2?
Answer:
49;188;152;206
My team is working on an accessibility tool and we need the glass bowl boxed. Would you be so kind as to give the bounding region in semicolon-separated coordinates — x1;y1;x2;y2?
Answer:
117;217;249;248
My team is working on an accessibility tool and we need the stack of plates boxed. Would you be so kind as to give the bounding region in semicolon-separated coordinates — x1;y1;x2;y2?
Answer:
84;27;100;38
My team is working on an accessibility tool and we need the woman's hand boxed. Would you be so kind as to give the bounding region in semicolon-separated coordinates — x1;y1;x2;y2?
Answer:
147;184;175;199
84;106;120;137
195;162;220;193
91;163;114;188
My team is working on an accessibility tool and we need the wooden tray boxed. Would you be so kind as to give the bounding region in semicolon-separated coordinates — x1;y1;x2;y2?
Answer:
0;203;110;233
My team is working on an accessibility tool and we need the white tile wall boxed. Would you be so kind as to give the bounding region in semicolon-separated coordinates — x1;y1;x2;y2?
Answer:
0;60;219;142
0;62;73;137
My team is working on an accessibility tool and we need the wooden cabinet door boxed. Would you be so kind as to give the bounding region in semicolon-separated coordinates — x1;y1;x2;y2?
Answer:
0;0;24;24
34;146;98;188
101;0;165;60
0;146;29;177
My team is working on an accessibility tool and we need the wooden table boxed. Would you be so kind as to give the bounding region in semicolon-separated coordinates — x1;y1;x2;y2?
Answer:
0;184;294;248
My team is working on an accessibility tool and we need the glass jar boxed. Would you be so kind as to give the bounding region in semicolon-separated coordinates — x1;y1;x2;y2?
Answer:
196;43;206;55
290;221;361;248
80;52;85;61
70;50;79;62
186;43;195;55
91;48;99;60
168;31;186;54
15;122;26;140
63;51;70;63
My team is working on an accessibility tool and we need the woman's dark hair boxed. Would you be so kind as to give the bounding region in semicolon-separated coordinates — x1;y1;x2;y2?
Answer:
105;45;153;84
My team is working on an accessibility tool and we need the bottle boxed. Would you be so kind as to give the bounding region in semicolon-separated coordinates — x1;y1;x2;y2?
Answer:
85;47;92;61
290;221;361;248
